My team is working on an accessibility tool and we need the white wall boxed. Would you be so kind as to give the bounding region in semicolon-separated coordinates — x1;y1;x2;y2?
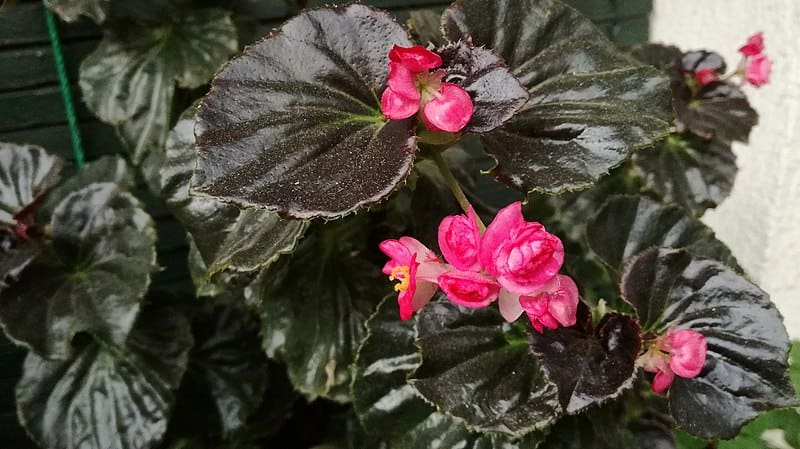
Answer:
650;0;800;337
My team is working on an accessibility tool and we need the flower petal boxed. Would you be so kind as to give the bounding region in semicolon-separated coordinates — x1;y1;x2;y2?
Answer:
388;62;421;100
652;367;675;393
498;288;524;323
738;32;765;57
480;201;525;275
381;88;419;120
437;270;500;308
546;275;580;328
421;83;473;133
667;329;707;378
388;45;442;72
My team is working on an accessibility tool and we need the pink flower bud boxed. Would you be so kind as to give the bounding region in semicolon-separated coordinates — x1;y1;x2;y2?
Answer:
479;202;564;295
519;275;579;333
664;329;707;378
738;32;765;57
745;53;772;87
638;328;707;393
438;270;500;308
694;67;718;86
379;237;447;320
438;206;482;271
381;45;473;133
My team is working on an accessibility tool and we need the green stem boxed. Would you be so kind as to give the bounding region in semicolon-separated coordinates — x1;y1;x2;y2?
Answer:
430;150;486;231
44;5;85;168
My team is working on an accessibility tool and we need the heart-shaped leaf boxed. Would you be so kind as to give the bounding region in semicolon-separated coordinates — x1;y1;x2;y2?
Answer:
160;105;307;278
41;155;135;219
79;9;238;163
410;298;561;437
620;248;797;438
529;303;642;414
676;81;757;143
436;41;529;134
0;142;63;227
44;0;108;23
248;219;384;402
186;303;269;435
352;296;548;449
633;133;737;215
192;4;417;219
15;304;193;449
586;195;739;273
0;183;156;359
442;0;672;194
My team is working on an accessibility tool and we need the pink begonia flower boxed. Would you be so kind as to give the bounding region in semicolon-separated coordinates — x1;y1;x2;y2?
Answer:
479;202;565;295
380;45;473;133
694;67;718;86
738;32;765;57
518;275;579;333
438;270;500;308
639;328;707;393
438;206;482;271
379;237;447;320
745;53;772;87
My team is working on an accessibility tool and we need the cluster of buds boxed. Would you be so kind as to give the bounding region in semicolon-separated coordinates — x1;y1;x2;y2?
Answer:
695;31;772;87
379;202;579;333
380;45;474;133
638;328;708;392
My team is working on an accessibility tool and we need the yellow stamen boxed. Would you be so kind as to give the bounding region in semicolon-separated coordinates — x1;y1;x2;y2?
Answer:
389;265;411;292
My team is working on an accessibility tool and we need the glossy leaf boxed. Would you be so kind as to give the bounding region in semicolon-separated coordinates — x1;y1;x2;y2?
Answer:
44;0;107;23
79;9;238;163
436;41;529;133
529;303;642;414
248;220;384;402
0;183;156;359
187;304;269;435
621;248;797;438
677;81;757;143
41;155;134;218
352;295;431;436
410;298;561;437
160;106;307;278
541;393;676;449
629;43;682;71
443;0;672;193
15;305;193;449
0;233;41;287
633;134;737;215
0;142;63;227
586;195;739;272
192;4;417;219
352;296;548;449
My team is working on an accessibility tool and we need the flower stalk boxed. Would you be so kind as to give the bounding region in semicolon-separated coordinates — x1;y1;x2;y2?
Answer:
429;150;486;232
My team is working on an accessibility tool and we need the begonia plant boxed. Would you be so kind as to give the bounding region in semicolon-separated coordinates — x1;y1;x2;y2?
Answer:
0;1;797;449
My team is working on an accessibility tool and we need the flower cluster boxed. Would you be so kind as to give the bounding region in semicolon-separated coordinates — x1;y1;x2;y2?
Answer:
380;45;474;133
638;328;707;392
738;32;772;87
380;202;579;332
693;32;772;88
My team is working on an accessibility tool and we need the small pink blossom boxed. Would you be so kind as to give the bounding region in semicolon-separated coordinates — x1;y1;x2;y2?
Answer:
438;206;482;271
380;45;473;133
479;202;564;295
694;67;718;86
639;328;707;393
518;275;579;333
745;53;772;87
379;237;447;320
438;270;500;308
738;32;765;57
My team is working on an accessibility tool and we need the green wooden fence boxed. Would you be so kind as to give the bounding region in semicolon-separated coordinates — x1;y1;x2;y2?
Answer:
0;0;651;446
